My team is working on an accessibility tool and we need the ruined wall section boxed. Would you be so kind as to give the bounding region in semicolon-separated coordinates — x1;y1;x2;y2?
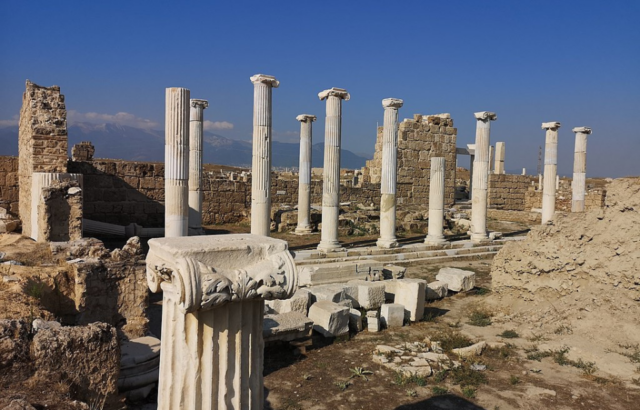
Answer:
18;81;68;236
362;114;457;207
487;174;530;211
0;156;19;214
525;181;606;212
68;160;165;226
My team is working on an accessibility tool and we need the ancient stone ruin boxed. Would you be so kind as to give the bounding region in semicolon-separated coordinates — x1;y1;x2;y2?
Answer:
2;77;635;410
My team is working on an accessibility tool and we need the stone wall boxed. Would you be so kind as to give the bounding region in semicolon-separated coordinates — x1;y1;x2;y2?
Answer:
487;174;530;211
0;156;19;214
362;113;457;207
38;180;83;242
68;160;165;226
524;181;606;212
18;81;68;237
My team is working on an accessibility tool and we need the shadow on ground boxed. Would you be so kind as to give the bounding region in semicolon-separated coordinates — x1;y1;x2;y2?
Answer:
394;394;485;409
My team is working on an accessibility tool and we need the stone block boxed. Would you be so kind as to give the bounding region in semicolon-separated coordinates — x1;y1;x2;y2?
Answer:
426;281;448;300
266;288;311;315
348;280;386;310
308;301;350;337
394;279;426;322
263;312;313;343
307;284;346;304
382;264;406;280
349;308;363;332
367;316;380;333
380;303;404;328
436;268;476;292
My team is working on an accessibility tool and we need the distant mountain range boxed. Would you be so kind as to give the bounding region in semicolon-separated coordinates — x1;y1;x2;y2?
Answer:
0;123;371;169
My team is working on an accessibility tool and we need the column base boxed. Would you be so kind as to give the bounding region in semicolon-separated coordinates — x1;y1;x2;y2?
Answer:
294;226;313;235
376;238;399;249
470;232;490;244
424;236;447;246
317;240;344;253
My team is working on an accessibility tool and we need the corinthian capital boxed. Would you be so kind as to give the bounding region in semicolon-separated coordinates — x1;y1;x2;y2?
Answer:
296;114;317;123
382;98;404;109
318;87;350;101
146;234;297;313
250;74;280;88
474;111;497;121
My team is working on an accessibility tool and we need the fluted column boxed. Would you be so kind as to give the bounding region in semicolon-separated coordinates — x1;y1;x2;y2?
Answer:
189;99;208;235
494;142;505;174
250;74;279;236
147;234;298;410
317;88;350;252
572;127;592;212
470;111;497;243
377;98;404;249
165;87;190;238
489;145;495;174
295;114;317;234
541;121;561;224
425;157;447;245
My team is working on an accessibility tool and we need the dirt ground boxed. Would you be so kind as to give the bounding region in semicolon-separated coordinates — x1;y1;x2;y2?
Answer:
263;260;640;410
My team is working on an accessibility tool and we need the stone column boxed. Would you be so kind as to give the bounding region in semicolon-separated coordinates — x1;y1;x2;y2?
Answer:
377;98;404;249
522;168;526;175
470;111;497;243
541;122;561;224
147;234;297;410
165;87;190;238
571;127;592;212
295;114;317;234
317;88;350;252
425;157;447;245
189;99;208;235
495;142;505;174
250;74;279;236
489;145;495;174
467;144;475;198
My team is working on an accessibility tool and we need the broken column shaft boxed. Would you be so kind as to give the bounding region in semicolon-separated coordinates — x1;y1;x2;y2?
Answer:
165;87;190;238
571;126;592;212
295;114;317;234
377;98;404;249
494;142;505;174
541;121;561;224
425;157;447;245
317;87;350;252
250;74;279;236
189;99;208;234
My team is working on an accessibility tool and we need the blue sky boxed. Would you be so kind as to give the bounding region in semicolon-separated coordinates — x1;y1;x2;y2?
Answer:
1;1;639;177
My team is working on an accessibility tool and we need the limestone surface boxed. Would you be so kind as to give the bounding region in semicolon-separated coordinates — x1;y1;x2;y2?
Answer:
348;280;386;310
426;280;448;300
381;303;404;328
308;300;350;337
394;279;426;321
436;267;476;292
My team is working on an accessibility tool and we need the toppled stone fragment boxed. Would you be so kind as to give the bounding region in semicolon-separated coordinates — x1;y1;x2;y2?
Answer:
394;279;426;321
308;301;349;337
381;303;404;328
266;288;311;315
452;341;486;358
436;267;476;292
426;280;448;300
348;280;386;310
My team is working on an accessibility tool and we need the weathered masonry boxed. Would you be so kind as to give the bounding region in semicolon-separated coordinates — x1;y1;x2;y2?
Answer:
362;114;458;207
